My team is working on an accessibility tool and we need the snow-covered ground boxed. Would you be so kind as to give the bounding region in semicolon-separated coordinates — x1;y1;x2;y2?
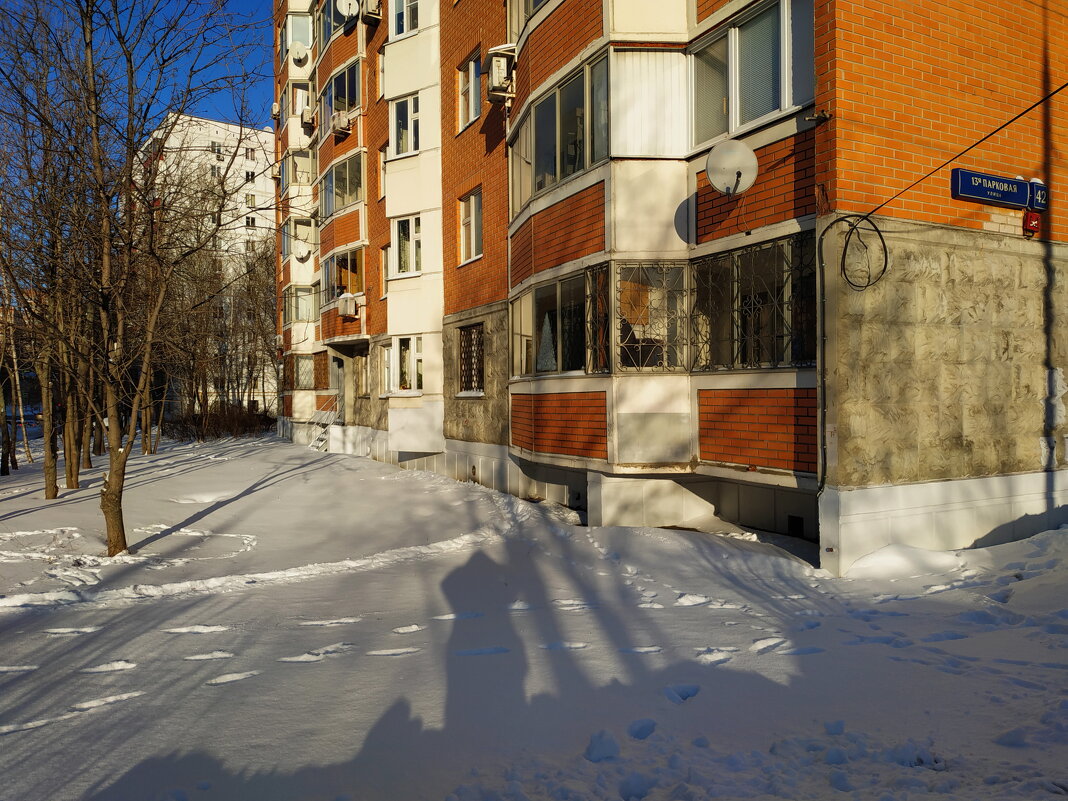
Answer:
0;437;1066;801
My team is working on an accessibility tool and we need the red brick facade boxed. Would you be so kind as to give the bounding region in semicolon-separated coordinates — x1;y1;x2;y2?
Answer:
511;392;608;460
698;388;817;472
510;182;606;288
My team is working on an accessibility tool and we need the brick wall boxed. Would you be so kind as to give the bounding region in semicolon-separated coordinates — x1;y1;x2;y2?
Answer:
440;0;510;316
511;391;608;459
698;388;817;472
320;306;362;340
696;131;816;242
821;0;1067;241
362;15;390;337
510;182;606;287
695;0;733;23
512;0;603;111
313;350;329;389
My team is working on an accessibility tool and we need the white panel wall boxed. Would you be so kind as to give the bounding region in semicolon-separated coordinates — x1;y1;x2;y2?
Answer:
610;0;687;38
611;160;690;255
610;50;690;158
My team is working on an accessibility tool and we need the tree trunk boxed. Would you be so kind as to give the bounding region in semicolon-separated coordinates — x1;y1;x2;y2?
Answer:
36;357;58;498
9;337;33;463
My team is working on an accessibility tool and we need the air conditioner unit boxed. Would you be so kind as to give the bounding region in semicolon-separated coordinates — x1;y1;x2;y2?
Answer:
271;101;281;118
361;0;382;20
290;41;309;66
275;334;284;347
270;163;280;178
300;107;315;127
486;44;517;103
337;0;359;19
329;110;350;134
337;294;358;317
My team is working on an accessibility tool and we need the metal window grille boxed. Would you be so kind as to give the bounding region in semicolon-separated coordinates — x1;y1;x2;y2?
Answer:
615;261;688;371
295;355;315;389
459;324;484;392
586;263;610;373
690;230;816;370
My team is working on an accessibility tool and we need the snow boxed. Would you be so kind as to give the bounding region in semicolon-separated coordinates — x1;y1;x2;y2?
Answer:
1;436;1067;800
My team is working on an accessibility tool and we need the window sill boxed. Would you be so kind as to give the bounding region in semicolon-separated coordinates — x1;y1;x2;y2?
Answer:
689;102;812;159
455;390;485;399
388;29;420;44
380;390;423;398
457;254;483;268
387;270;422;281
455;116;480;136
386;150;420;163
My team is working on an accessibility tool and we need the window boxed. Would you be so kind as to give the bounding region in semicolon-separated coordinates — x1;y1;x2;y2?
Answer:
319;153;363;218
245;216;256;228
459;324;484;393
282;217;315;260
510;56;608;212
690;231;815;369
391;94;419;156
320;61;361;122
210;141;222;158
318;1;349;43
512;273;587;376
287;82;310;118
294;354;315;390
280;14;311;60
378;145;387;198
459;189;483;262
381;343;393;393
458;54;482;129
245;170;255;182
377;48;385;98
509;0;551;39
397;336;423;391
356;353;371;397
246;193;256;209
692;0;814;145
617;262;687;371
287;149;316;186
245;240;255;253
321;248;365;305
245;147;255;160
283;285;319;323
391;216;421;275
393;0;418;36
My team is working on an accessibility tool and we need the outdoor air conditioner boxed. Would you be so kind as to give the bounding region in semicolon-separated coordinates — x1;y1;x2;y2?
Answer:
300;107;315;127
486;44;516;103
290;41;309;66
274;334;284;347
329;110;350;134
270;163;280;178
337;294;358;317
271;102;281;119
361;0;382;20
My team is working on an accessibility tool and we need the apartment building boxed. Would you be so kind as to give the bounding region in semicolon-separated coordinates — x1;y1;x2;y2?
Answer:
274;0;1067;574
146;114;278;414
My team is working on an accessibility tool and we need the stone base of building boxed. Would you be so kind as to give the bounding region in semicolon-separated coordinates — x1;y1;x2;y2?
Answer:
819;470;1068;575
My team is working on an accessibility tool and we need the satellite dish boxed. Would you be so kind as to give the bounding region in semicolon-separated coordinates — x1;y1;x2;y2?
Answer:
704;140;759;198
337;0;359;17
290;41;308;65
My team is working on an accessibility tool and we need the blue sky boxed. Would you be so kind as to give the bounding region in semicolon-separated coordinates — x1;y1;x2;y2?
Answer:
187;0;276;127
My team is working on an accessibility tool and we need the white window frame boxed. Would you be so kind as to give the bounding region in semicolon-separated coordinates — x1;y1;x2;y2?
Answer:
384;335;423;393
392;0;419;38
390;215;421;277
391;94;420;157
318;153;364;219
458;53;482;130
459;189;483;263
246;193;256;209
690;0;815;147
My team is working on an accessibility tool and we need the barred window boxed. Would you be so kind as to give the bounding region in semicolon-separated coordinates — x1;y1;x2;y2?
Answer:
586;264;610;373
294;354;314;389
616;262;688;371
459;324;484;393
691;231;815;370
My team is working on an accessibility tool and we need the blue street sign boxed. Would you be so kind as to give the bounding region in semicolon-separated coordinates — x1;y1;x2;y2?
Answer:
1029;182;1049;212
951;169;1030;209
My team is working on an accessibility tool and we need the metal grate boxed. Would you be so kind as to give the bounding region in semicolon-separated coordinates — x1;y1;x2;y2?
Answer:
586;263;610;373
691;231;815;370
459;323;484;392
616;261;688;371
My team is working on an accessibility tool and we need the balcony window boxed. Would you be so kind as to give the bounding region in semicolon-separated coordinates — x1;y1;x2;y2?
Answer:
321;247;365;305
391;216;421;276
392;94;419;156
318;153;363;218
393;0;418;37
